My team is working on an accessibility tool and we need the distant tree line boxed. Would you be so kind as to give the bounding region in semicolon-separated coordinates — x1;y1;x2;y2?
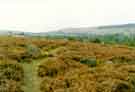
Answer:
32;33;135;46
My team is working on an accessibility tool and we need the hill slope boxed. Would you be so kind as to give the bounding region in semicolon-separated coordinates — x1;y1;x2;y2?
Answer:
44;23;135;36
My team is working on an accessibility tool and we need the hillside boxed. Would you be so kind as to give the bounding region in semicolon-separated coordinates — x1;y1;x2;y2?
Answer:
44;23;135;36
1;23;135;37
0;36;135;92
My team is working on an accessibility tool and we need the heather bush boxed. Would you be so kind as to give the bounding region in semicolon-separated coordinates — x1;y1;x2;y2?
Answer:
0;61;24;92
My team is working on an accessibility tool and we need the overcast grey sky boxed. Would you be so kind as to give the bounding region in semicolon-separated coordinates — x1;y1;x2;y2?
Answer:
0;0;135;32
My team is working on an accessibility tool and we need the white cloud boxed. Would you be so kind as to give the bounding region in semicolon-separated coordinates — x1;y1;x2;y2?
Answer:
0;0;134;32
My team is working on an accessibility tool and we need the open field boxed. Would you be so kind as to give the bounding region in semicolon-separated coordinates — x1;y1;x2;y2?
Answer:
0;36;135;92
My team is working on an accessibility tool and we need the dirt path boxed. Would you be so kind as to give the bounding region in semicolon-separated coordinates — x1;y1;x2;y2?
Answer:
22;47;62;92
22;63;35;92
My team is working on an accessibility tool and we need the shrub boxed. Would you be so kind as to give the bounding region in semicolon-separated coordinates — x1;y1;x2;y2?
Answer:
0;63;24;81
26;44;41;59
91;38;101;43
109;56;135;64
129;75;135;92
37;58;68;78
0;62;24;92
80;58;97;67
37;65;58;78
111;81;131;92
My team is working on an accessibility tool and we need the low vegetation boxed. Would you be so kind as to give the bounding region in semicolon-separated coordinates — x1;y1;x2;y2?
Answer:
44;33;135;46
0;60;24;92
0;36;135;92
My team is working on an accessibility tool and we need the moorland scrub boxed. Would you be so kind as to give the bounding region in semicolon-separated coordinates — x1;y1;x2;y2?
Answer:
0;36;135;92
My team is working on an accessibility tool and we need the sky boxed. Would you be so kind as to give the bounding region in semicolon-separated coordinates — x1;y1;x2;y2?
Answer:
0;0;135;32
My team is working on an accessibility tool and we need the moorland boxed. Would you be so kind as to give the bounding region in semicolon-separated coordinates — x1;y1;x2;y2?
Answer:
0;35;135;92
